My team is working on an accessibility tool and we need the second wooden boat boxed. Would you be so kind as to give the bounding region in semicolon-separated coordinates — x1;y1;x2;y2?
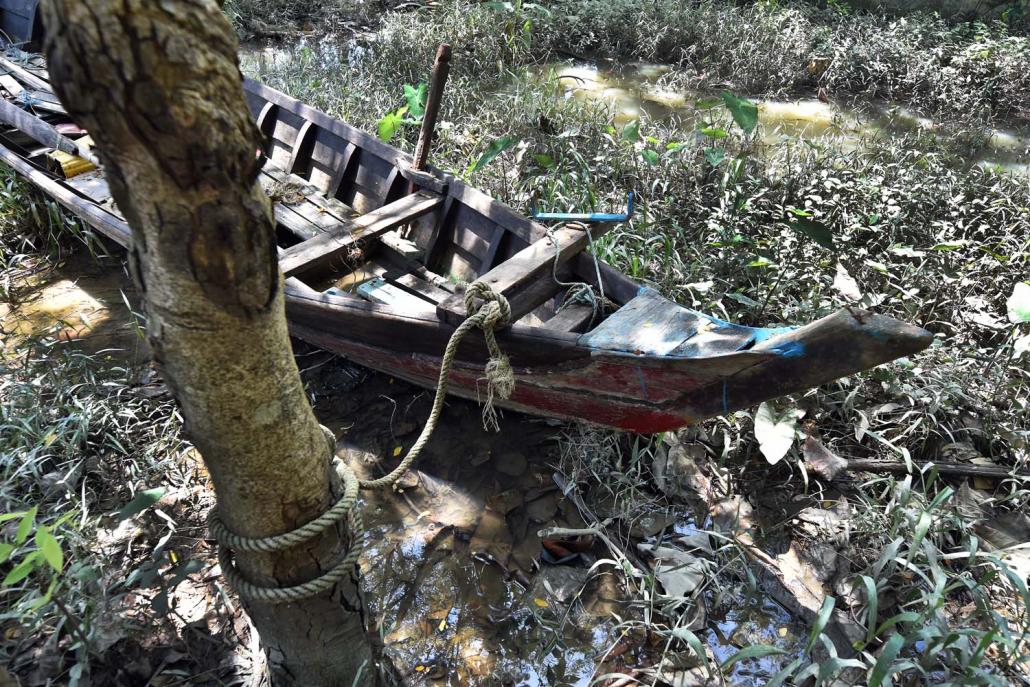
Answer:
0;51;932;432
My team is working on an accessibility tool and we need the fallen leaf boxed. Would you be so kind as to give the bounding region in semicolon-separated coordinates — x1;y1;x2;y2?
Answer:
754;402;801;465
832;263;862;302
802;435;848;480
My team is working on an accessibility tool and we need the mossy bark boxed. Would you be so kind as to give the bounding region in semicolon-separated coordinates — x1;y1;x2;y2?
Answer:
40;1;376;684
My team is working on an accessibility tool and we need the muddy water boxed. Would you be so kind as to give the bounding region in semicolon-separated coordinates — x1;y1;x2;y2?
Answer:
544;60;1030;174
306;361;808;686
0;251;147;364
308;366;629;685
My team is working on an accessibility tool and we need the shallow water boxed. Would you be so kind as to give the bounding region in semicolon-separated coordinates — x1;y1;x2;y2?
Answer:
0;252;147;363
543;59;1030;174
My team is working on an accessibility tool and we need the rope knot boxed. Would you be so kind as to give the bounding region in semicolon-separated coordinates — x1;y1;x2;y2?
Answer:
461;281;515;430
463;280;511;327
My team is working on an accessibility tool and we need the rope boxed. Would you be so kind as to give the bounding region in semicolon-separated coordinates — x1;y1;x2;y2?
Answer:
209;284;513;603
547;222;610;328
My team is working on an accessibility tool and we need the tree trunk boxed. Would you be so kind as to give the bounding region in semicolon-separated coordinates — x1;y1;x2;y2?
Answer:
40;2;376;684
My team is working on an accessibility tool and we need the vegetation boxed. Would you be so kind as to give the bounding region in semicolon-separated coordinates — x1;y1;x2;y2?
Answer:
243;1;1030;683
1;0;1028;684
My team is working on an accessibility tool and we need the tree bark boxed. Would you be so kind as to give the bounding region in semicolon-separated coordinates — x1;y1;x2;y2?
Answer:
40;2;376;684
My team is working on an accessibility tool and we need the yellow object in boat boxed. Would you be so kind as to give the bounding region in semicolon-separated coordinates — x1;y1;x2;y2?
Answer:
47;149;96;178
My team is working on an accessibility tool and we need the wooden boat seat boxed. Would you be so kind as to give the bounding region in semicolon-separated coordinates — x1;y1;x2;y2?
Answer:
435;222;615;327
580;288;759;357
259;159;445;279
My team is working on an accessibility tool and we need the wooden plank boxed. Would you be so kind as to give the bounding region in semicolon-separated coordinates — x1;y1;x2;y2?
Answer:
329;143;360;199
451;223;492;261
480;224;506;272
543;304;595;333
287;119;317;175
256;101;278;139
388;273;450;304
436;223;614;325
0;74;24;96
0;56;50;92
273;203;320;241
0;141;131;247
262;165;357;223
279;191;443;277
423;195;458;269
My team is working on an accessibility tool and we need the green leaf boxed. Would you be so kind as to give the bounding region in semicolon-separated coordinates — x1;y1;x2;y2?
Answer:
699;126;728;139
116;487;166;522
807;596;836;652
721;644;787;671
1007;282;1030;323
911;510;932;551
766;657;803;687
860;575;879;645
874;611;921;637
869;634;905;687
3;551;40;586
376;107;407;143
403;83;427;118
467;136;518;175
15;507;36;545
533;153;554;169
670;627;710;670
35;528;63;572
0;543;13;564
640;149;659;165
720;91;759;134
789;217;835;251
0;512;26;524
621;121;639;142
704;147;726;167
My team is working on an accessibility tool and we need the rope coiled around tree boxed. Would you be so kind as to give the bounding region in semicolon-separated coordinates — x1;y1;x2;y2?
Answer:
208;283;513;603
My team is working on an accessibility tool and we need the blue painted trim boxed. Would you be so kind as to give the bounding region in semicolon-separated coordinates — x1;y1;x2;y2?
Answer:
766;341;806;357
531;192;634;223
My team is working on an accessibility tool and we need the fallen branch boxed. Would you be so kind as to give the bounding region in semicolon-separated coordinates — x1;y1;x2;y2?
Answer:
839;459;1029;480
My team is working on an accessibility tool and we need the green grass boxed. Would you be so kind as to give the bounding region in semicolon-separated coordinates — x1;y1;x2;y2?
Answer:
0;170;188;682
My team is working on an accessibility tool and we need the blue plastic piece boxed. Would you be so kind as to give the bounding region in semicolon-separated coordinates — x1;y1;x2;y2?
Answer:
531;192;634;223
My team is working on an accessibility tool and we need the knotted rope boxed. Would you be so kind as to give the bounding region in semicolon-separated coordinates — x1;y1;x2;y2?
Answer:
548;222;611;329
209;283;513;603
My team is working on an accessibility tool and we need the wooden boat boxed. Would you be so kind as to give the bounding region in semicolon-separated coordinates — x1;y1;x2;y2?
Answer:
0;51;932;433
